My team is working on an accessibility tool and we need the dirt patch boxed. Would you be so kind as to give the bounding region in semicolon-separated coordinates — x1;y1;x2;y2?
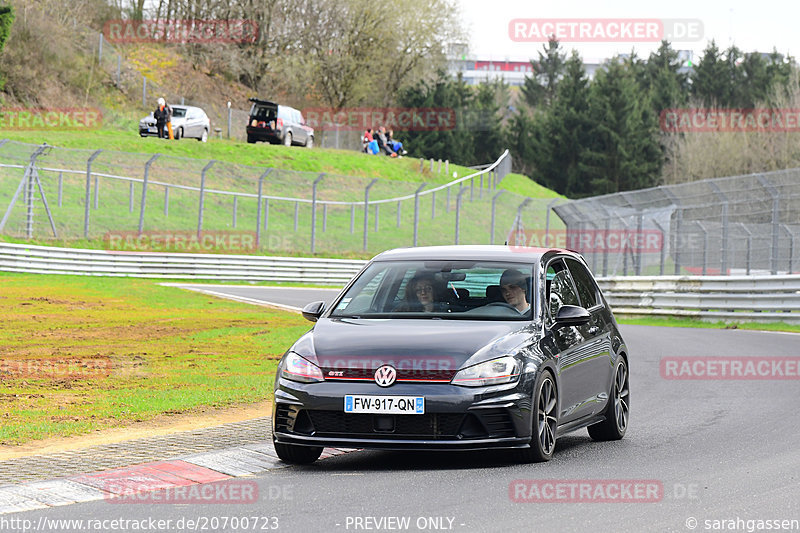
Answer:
0;400;272;461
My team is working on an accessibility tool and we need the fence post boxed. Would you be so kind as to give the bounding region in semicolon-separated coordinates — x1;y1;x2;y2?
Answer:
445;160;449;176
446;187;450;212
696;221;709;276
310;173;324;254
350;204;355;234
490;191;505;245
58;172;63;208
363;179;378;252
93;176;99;210
470;177;474;201
374;204;379;232
255;168;273;247
164;187;169;217
197;160;215;239
138;154;160;234
739;223;752;275
129;181;134;213
294;202;299;232
1;145;48;235
142;77;147;108
323;204;328;233
232;196;238;228
454;188;467;244
83;149;102;239
544;199;559;248
413;183;426;247
757;175;780;275
396;201;401;228
673;209;683;275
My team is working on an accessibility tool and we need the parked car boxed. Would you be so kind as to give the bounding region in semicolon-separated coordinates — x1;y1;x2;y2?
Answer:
246;98;314;147
139;105;210;142
272;245;631;464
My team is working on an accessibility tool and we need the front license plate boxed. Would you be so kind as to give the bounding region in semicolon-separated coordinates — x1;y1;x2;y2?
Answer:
344;395;424;415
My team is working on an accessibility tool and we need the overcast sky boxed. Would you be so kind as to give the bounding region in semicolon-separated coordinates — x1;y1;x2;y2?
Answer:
456;0;795;62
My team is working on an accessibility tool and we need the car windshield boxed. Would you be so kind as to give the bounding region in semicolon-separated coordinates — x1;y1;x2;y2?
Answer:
330;260;534;320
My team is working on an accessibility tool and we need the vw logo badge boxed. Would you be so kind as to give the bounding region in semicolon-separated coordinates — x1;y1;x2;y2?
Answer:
374;365;397;387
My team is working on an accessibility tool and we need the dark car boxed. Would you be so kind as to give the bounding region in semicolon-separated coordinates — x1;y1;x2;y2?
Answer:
246;98;314;147
272;245;630;464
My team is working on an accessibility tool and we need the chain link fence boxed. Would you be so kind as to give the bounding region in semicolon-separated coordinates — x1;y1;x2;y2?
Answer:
548;170;800;276
0;140;540;256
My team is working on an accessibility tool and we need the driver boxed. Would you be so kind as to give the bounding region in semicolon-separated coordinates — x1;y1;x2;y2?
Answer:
500;269;531;314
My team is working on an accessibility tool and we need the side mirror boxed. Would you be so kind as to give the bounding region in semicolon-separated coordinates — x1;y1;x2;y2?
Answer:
301;301;326;323
553;305;590;329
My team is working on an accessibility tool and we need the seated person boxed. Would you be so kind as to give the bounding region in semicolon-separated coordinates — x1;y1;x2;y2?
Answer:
500;269;531;314
375;126;397;157
362;128;373;153
396;272;446;312
386;129;407;155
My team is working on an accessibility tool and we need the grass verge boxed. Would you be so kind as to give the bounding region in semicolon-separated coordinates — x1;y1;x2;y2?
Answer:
617;315;800;334
0;272;309;445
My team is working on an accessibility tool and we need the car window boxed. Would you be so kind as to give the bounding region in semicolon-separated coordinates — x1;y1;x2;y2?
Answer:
330;260;534;320
566;258;600;309
545;258;579;322
171;107;187;118
278;106;291;121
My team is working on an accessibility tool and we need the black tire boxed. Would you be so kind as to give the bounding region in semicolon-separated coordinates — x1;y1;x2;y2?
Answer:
175;127;182;140
588;357;629;441
274;440;323;465
284;131;293;146
199;129;208;142
305;135;314;148
514;370;558;463
247;135;255;144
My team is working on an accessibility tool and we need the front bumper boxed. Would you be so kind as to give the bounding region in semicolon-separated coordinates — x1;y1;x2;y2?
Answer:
272;378;534;450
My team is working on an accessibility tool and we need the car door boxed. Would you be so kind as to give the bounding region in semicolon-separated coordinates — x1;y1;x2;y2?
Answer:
565;257;615;416
544;257;607;423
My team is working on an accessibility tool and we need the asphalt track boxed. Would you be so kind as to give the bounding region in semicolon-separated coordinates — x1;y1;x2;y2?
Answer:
8;286;800;533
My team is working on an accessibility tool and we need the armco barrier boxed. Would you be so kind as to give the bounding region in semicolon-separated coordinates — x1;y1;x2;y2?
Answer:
2;243;799;323
596;275;800;323
0;242;366;284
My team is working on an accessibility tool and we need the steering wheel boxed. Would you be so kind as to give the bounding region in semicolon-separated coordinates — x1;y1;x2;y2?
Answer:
484;302;520;311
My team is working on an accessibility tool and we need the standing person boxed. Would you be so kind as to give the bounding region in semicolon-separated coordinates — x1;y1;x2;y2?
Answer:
154;98;169;139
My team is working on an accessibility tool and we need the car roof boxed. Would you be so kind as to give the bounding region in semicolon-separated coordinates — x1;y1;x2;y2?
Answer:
371;245;577;263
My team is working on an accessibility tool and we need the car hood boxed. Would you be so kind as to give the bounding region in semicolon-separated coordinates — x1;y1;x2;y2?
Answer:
295;318;534;381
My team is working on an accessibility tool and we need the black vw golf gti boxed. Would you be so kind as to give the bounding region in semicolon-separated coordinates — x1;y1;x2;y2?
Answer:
272;246;630;464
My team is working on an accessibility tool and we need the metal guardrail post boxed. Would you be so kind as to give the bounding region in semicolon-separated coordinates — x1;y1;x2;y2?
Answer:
138;154;160;234
454;188;468;244
83;149;102;239
310;173;324;254
363;179;378;252
197;160;215;239
490;191;504;245
255;168;273;247
413;183;427;247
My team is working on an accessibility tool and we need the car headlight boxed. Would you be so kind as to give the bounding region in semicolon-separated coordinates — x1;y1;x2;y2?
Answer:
451;356;521;387
281;352;324;383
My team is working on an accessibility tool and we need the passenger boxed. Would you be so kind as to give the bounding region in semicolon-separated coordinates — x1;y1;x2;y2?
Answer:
398;272;445;312
375;126;397;157
386;129;407;156
500;269;531;314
